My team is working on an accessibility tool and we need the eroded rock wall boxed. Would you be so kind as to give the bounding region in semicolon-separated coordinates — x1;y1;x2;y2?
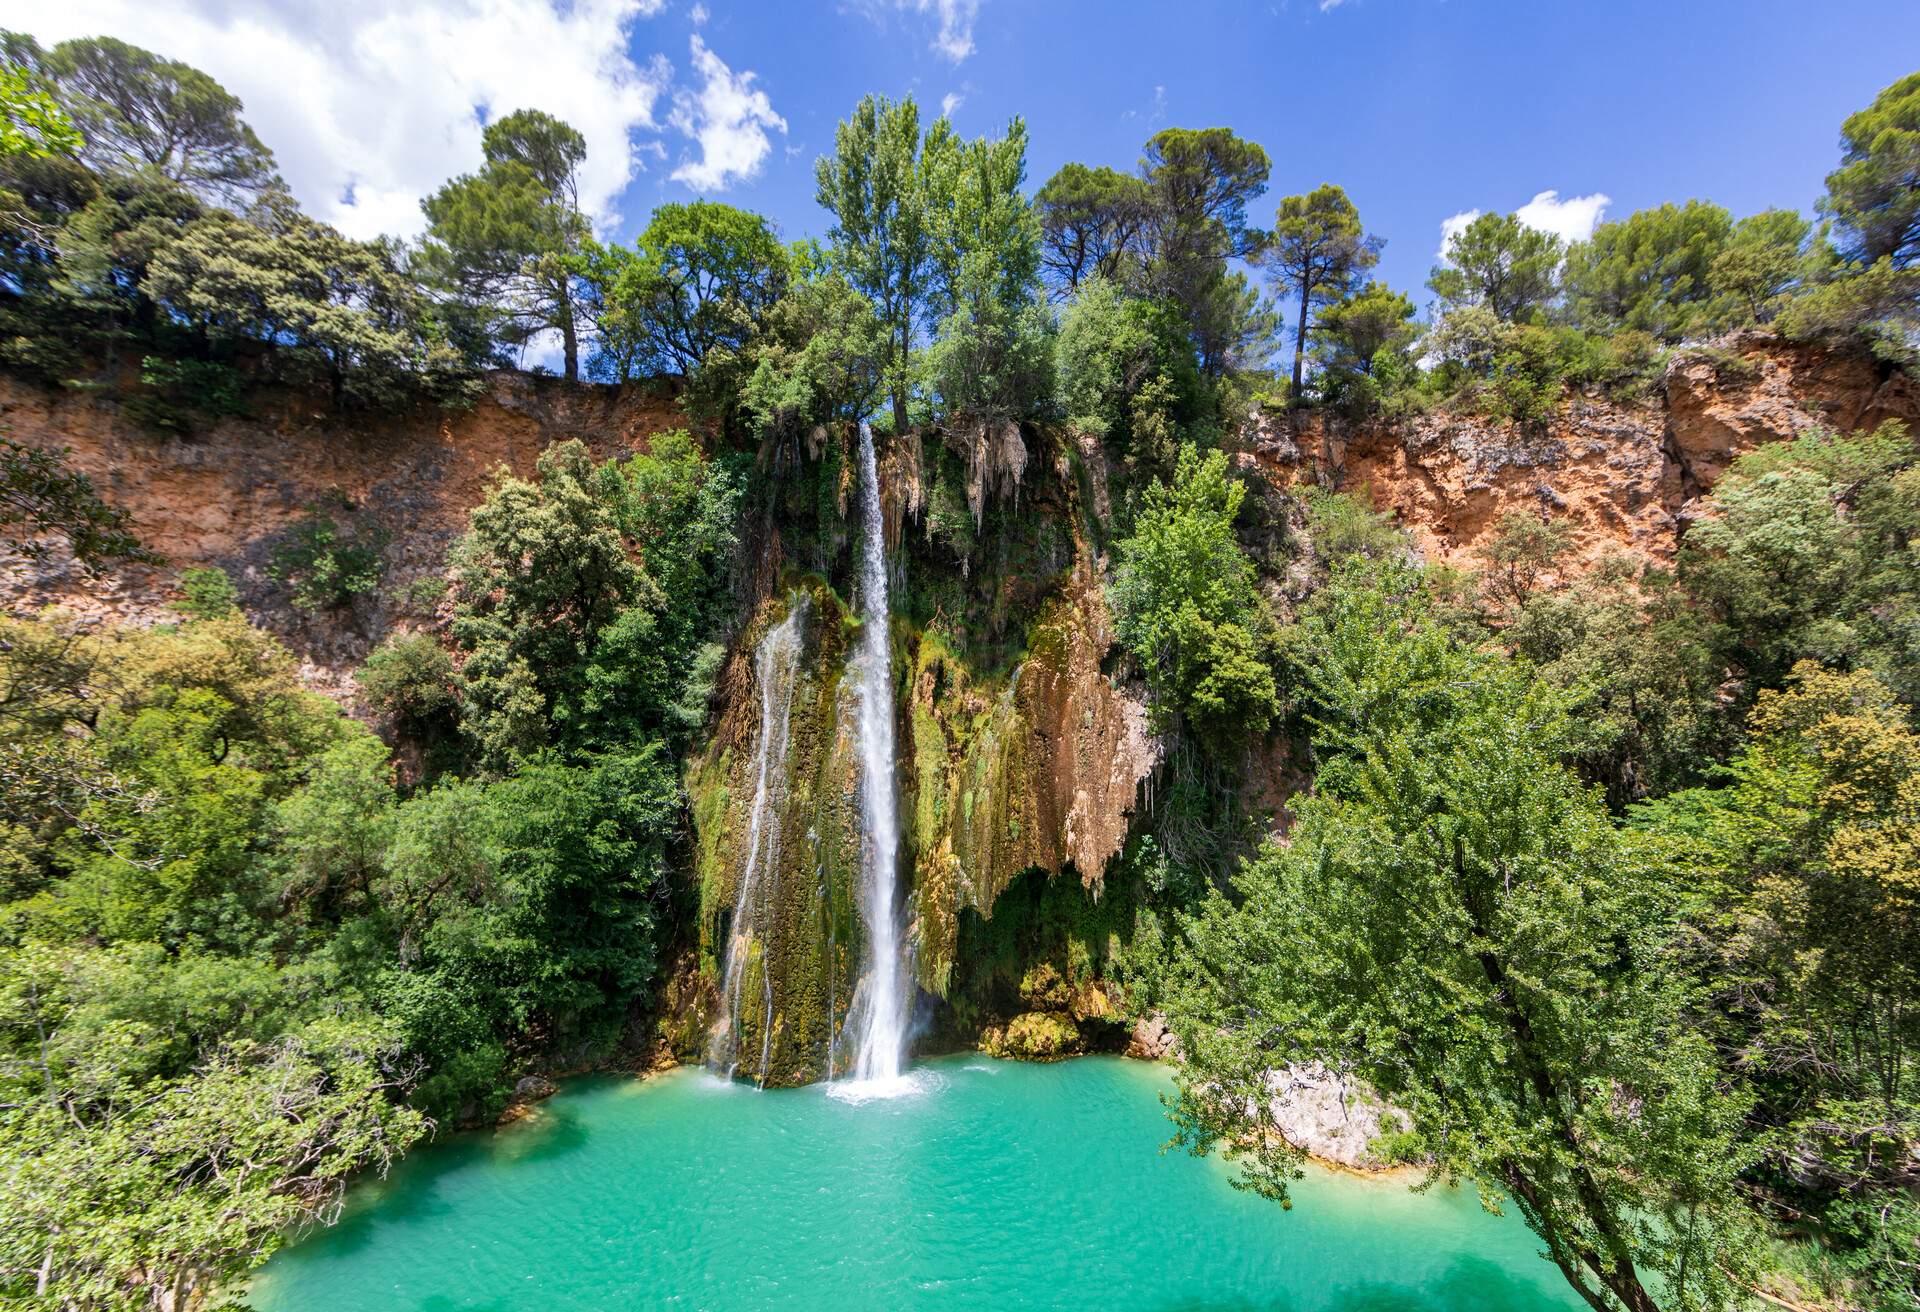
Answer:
0;370;687;696
1246;331;1920;579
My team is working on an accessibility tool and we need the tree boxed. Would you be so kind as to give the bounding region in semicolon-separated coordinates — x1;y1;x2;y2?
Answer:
1562;201;1733;340
735;257;891;440
1709;209;1813;325
145;202;477;405
40;36;277;205
1110;444;1278;745
1262;184;1380;393
577;201;788;384
1821;71;1920;268
1055;278;1202;482
1034;162;1149;293
1429;211;1562;321
1138;127;1272;373
1310;280;1416;377
1167;560;1750;1312
1679;422;1920;700
0;59;81;161
1635;664;1920;1311
815;94;934;431
423;109;590;381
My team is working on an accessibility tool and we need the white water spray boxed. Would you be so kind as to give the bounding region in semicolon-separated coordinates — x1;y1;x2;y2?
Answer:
713;601;805;1084
845;420;910;1088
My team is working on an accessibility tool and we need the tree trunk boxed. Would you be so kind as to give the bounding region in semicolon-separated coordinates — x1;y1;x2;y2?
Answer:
892;319;910;433
1292;273;1311;399
1451;838;1664;1312
559;274;580;383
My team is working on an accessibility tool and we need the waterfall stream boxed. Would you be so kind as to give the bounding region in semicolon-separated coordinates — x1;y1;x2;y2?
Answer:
846;420;910;1086
713;600;806;1084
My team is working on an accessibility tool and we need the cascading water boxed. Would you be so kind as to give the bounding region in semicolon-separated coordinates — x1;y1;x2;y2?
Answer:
845;420;910;1088
713;601;806;1084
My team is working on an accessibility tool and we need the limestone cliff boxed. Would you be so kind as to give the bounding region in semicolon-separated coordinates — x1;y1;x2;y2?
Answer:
1248;330;1919;578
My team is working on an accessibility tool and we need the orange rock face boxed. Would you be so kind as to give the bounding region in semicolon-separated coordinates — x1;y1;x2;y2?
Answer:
1;370;691;691
1242;331;1919;581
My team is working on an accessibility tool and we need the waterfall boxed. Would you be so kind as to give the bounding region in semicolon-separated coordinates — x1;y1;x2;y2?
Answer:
713;600;806;1084
847;420;910;1085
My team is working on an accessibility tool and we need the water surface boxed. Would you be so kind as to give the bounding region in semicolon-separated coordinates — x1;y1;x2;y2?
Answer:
253;1055;1579;1311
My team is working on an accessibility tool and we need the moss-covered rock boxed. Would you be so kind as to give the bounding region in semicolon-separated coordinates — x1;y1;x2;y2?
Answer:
981;1011;1082;1061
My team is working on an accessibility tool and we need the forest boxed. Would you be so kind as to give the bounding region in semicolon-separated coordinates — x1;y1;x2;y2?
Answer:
1;29;1918;1312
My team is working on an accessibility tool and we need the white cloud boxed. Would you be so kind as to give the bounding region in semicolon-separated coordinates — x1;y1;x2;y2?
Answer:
668;35;786;192
857;0;981;63
689;2;709;23
1435;190;1611;258
941;90;964;117
1514;188;1611;245
0;0;671;240
1319;0;1356;10
1437;208;1482;258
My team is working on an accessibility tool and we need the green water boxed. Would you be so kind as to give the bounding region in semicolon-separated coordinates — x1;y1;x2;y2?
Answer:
253;1056;1580;1311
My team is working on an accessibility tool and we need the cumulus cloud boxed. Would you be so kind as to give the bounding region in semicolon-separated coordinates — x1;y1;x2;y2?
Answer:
1437;208;1483;258
1435;189;1611;258
1;0;672;240
688;2;709;23
1515;188;1611;245
941;89;965;117
668;35;787;192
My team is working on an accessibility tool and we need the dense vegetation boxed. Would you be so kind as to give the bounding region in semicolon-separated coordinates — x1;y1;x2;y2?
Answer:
1;30;1918;1312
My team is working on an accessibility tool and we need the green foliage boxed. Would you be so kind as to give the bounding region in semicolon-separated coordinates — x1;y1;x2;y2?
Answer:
1262;183;1380;392
1428;211;1562;321
1635;664;1920;1311
449;436;737;769
1167;559;1751;1312
736;266;890;436
815;95;1043;430
174;565;238;619
36;34;278;204
355;632;457;732
1301;487;1405;566
1110;445;1278;745
1055;278;1204;484
576;201;788;388
1504;558;1726;806
1561;200;1735;340
1709;208;1814;324
422;108;590;380
270;511;388;612
1035;162;1150;292
0;432;152;566
0;59;81;160
1309;280;1418;415
1821;70;1920;269
1428;306;1663;427
1679;422;1920;698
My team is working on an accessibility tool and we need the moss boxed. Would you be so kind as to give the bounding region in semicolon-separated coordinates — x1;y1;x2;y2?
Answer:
981;1011;1081;1061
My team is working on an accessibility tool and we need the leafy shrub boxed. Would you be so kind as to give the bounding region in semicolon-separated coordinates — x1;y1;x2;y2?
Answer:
174;565;238;619
270;512;388;611
356;633;456;729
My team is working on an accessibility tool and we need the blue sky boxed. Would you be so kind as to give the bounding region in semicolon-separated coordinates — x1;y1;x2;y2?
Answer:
637;0;1917;305
5;0;1914;315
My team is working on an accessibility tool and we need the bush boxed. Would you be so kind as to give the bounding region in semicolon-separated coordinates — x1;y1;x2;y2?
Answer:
173;565;238;619
270;512;388;611
356;633;456;729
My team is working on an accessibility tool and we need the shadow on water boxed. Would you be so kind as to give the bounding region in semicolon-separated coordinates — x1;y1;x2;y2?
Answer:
289;1100;596;1263
1331;1255;1562;1312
